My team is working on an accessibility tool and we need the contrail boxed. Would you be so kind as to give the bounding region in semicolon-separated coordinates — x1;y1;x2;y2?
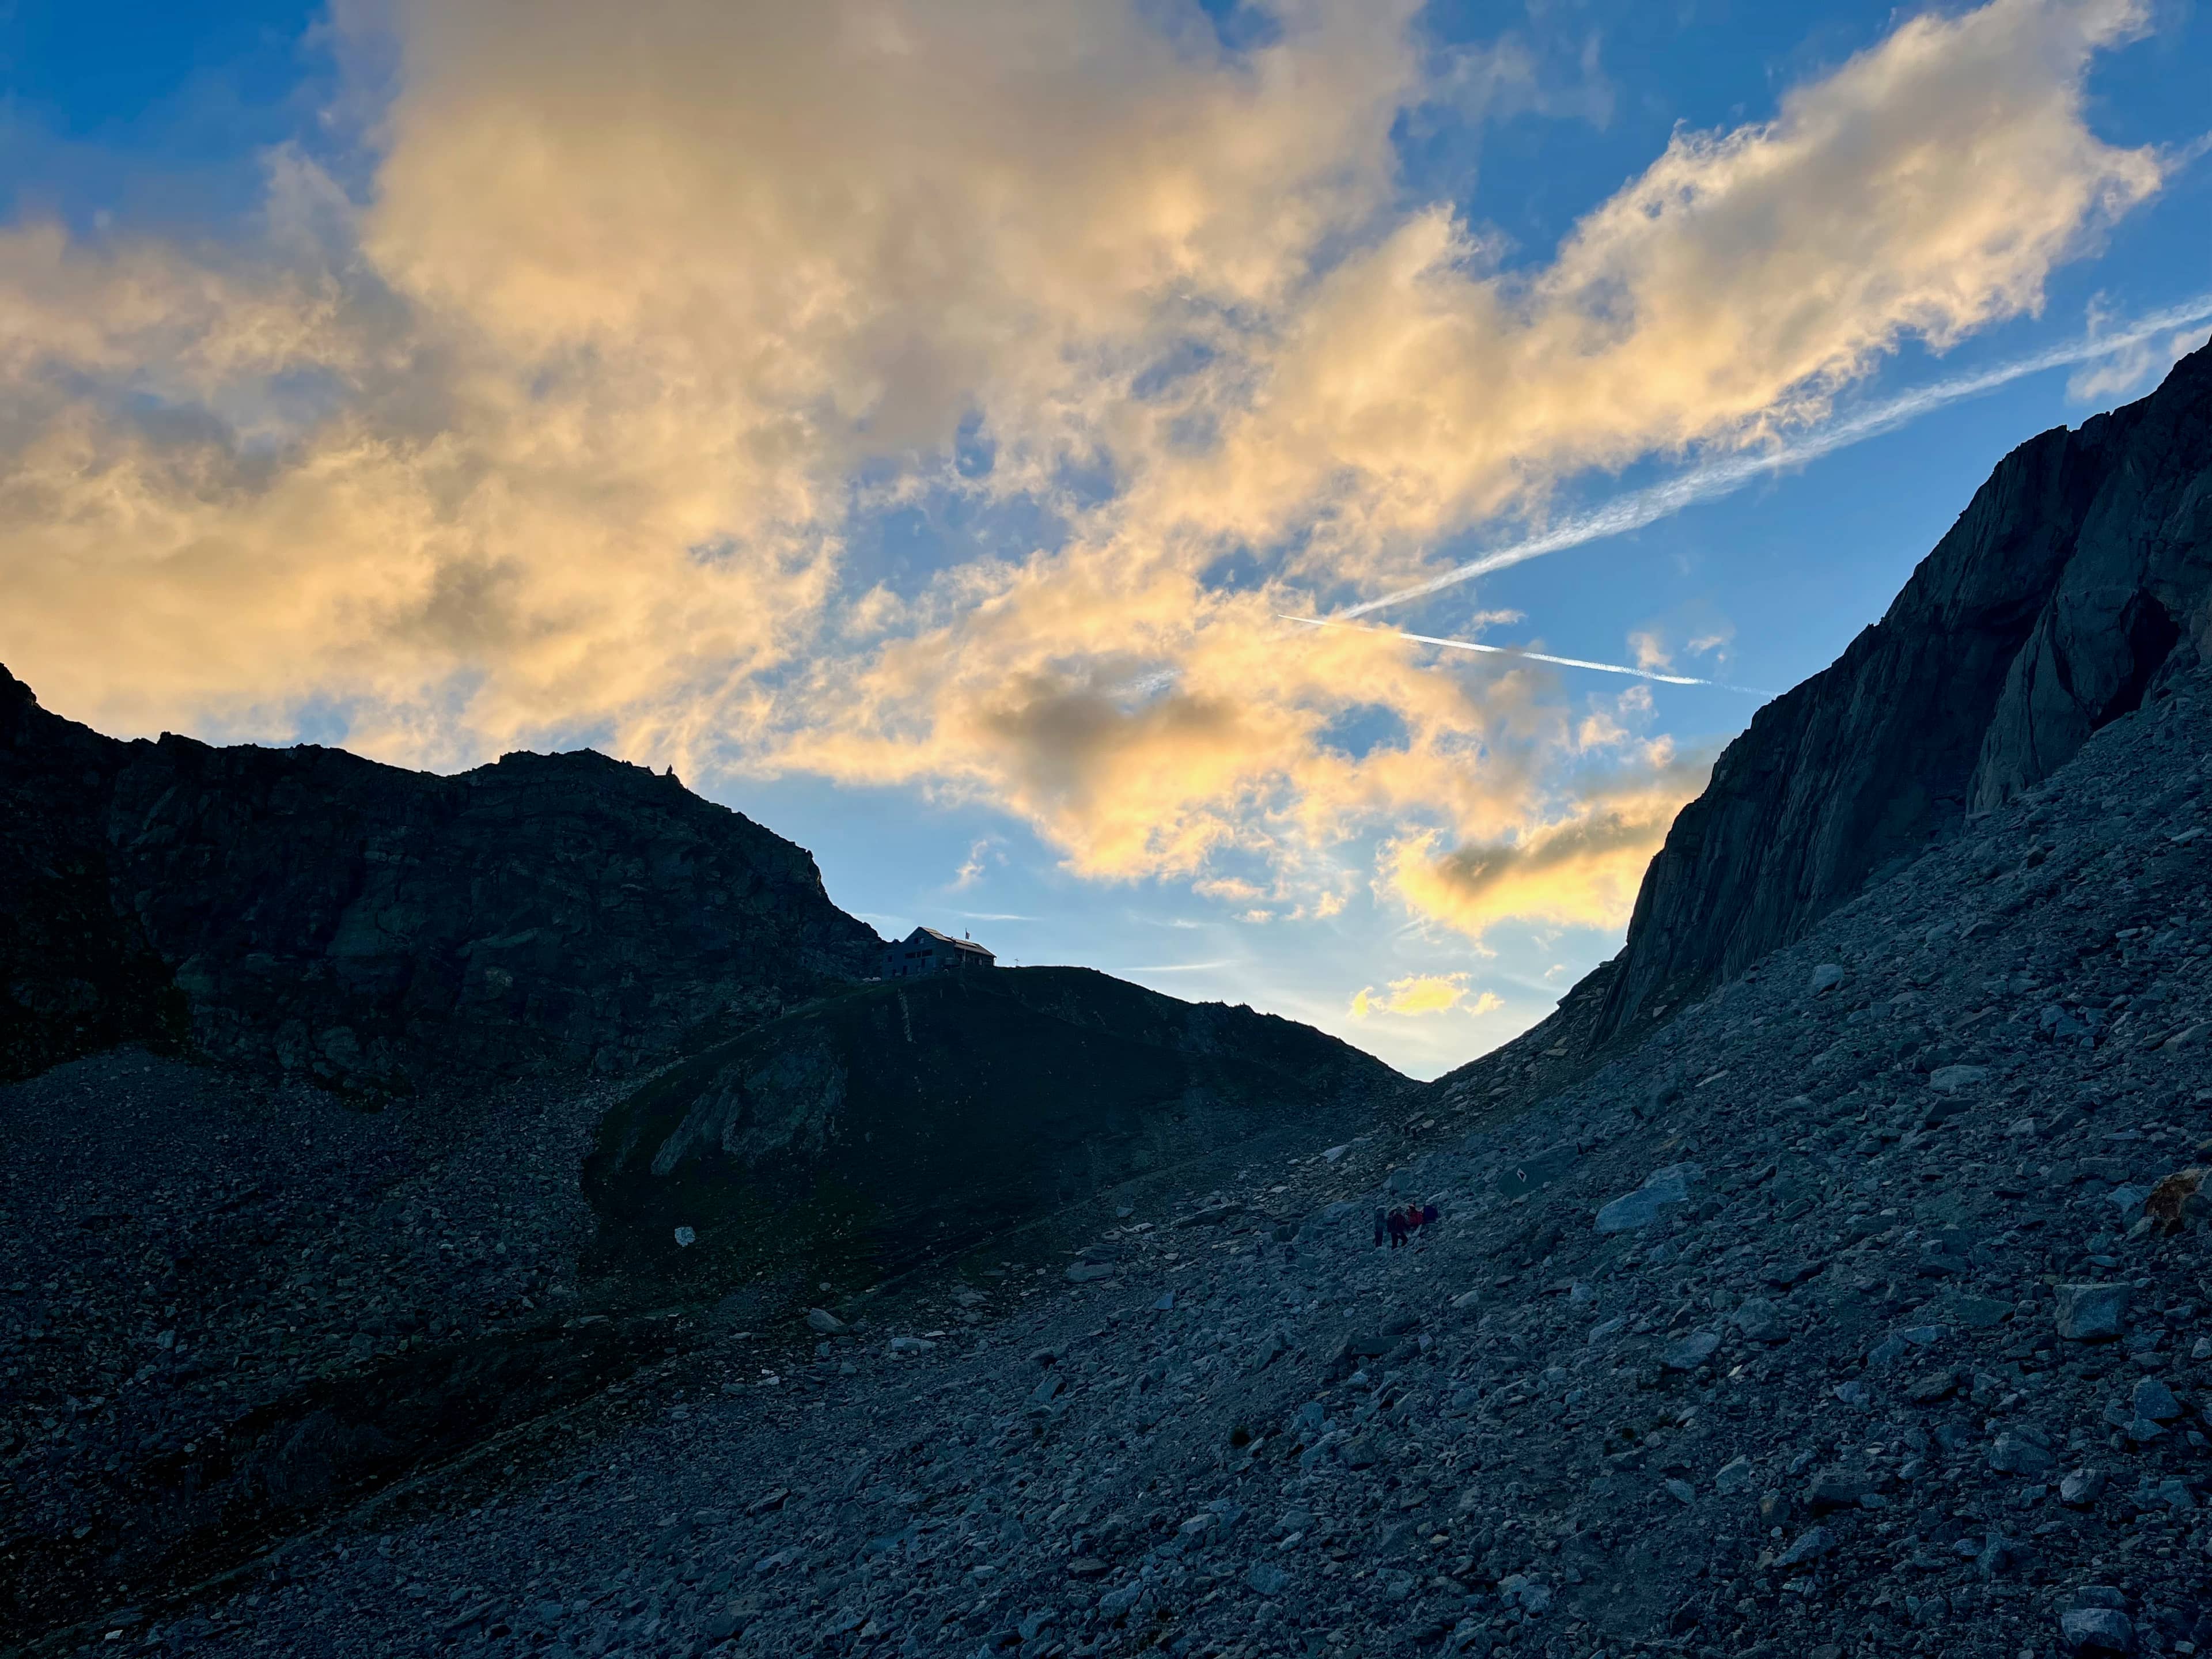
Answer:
1282;615;1771;695
1335;293;2212;620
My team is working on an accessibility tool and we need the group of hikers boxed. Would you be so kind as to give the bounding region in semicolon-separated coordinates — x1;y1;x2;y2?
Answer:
1374;1200;1440;1249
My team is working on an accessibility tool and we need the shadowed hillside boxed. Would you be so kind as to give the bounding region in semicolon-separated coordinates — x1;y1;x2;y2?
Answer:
0;666;881;1090
586;965;1407;1293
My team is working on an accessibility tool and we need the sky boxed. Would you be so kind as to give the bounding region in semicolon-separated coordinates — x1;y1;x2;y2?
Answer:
1;0;2207;1079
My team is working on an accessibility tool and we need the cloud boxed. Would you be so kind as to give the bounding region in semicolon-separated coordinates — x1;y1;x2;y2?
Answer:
1335;283;2212;619
1381;750;1713;941
1151;0;2161;588
952;837;1003;889
2068;323;2210;400
1350;972;1500;1019
0;0;2176;953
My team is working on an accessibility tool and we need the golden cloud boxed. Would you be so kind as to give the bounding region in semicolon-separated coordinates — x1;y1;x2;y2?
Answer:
0;0;2171;945
1380;755;1712;940
1349;973;1502;1020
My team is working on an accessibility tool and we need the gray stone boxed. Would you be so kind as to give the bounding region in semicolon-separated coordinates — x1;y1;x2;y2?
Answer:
1976;1531;2031;1580
2059;1468;2108;1506
1989;1433;2054;1476
806;1308;847;1336
2058;1607;2136;1655
1494;1145;1578;1199
1809;964;1846;996
1905;1368;1959;1404
1098;1583;1145;1617
1663;1330;1721;1370
1064;1263;1115;1283
2055;1282;2131;1341
1244;1563;1290;1597
2138;1476;2197;1512
2131;1376;2181;1421
1594;1164;1701;1233
1763;1259;1822;1288
2106;1184;2152;1222
1928;1065;1989;1094
1943;1294;2013;1328
1713;1456;1756;1496
1773;1527;1835;1568
1733;1298;1786;1343
1497;1575;1551;1615
1866;1335;1910;1368
2104;1402;2164;1442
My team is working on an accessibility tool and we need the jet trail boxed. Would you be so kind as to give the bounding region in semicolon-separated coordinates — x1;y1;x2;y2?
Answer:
1334;294;2212;621
1282;615;1770;695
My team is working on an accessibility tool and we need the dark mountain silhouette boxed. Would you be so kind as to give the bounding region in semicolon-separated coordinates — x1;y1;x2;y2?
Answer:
1;672;881;1090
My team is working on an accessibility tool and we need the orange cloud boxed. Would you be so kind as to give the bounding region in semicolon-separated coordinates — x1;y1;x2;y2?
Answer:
0;0;2169;946
1350;973;1502;1019
1380;761;1709;941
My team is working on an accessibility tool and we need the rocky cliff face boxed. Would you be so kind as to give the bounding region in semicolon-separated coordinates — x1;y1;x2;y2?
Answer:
1589;342;2212;1046
0;668;881;1090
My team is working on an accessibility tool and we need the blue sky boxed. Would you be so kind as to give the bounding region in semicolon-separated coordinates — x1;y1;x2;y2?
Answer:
2;0;2207;1075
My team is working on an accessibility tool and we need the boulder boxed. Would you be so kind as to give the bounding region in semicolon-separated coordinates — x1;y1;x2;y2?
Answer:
1594;1164;1702;1233
2131;1377;2181;1422
1713;1456;1756;1496
2058;1607;2135;1655
2054;1283;2131;1341
1988;1433;2054;1476
1732;1298;1787;1343
1774;1527;1835;1567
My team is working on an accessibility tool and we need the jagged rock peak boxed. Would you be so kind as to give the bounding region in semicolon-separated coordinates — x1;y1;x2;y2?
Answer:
1590;341;2212;1046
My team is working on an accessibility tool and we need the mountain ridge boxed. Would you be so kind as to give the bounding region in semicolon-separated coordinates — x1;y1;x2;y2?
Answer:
1577;340;2212;1053
1;668;883;1090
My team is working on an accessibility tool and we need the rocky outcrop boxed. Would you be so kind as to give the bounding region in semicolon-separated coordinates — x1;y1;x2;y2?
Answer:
1589;342;2212;1044
1;666;881;1090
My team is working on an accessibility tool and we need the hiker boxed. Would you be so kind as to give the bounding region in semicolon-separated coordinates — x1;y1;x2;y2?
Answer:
1373;1208;1387;1249
1385;1207;1409;1249
1419;1200;1440;1231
